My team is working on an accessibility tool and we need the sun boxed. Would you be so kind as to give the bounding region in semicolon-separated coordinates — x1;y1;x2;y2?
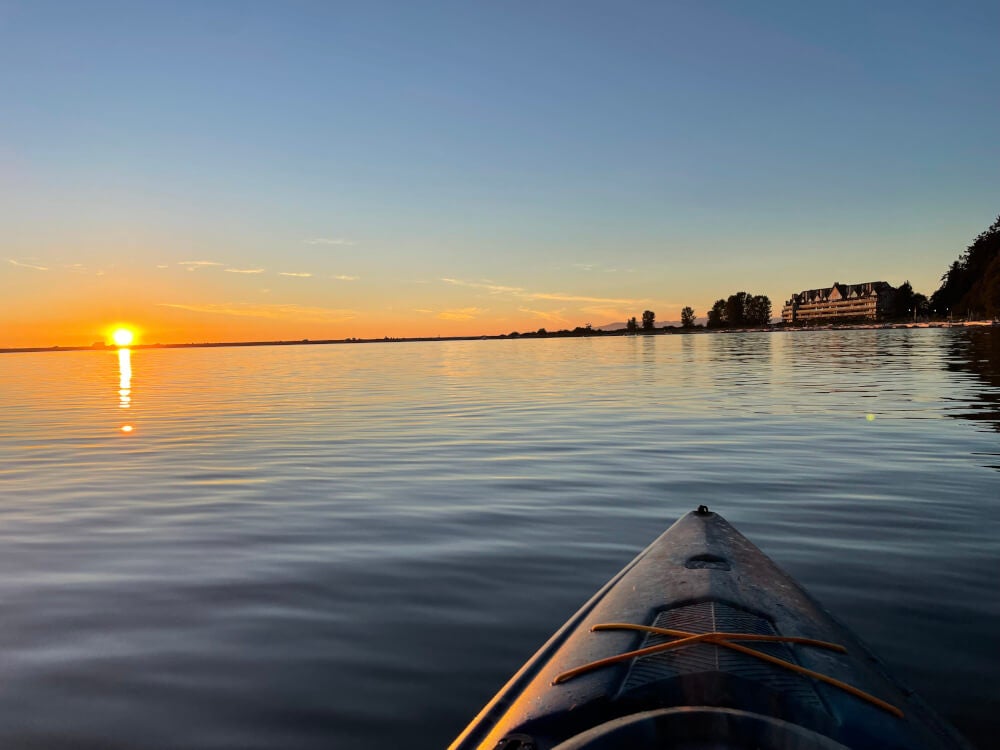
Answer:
112;328;135;347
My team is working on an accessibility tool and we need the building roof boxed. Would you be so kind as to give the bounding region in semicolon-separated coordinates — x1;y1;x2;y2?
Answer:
786;281;894;306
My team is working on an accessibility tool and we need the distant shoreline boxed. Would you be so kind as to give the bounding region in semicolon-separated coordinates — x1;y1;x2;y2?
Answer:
2;320;996;355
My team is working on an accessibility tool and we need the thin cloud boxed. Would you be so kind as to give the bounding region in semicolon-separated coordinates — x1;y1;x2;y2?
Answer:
437;307;485;321
332;274;359;281
159;302;356;323
178;260;223;267
581;305;626;321
304;237;356;246
518;307;569;324
413;308;434;314
8;258;48;271
440;277;640;306
225;268;266;274
156;264;169;269
441;277;524;295
526;291;640;305
278;271;313;278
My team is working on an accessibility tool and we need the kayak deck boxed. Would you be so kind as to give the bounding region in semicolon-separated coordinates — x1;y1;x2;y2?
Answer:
450;507;973;750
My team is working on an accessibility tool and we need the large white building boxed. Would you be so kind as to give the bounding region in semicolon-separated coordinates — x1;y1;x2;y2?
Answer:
781;281;895;324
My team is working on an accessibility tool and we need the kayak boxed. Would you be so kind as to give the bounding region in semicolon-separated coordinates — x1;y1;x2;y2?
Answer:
449;506;973;750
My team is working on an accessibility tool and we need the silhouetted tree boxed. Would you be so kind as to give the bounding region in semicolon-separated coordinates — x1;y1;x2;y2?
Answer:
706;293;770;328
626;317;638;334
642;310;655;330
725;292;748;327
680;307;696;328
707;300;727;328
892;281;916;320
746;295;772;326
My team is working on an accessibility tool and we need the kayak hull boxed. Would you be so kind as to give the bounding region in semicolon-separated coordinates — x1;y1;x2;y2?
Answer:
450;508;972;750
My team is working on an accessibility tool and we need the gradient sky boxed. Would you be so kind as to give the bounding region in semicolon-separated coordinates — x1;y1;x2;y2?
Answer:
2;0;998;347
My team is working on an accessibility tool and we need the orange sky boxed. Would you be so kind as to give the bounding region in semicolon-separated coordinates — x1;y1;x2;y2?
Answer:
3;259;678;347
1;241;973;349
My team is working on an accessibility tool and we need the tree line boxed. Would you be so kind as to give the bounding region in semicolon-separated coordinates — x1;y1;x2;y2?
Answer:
881;214;998;322
619;294;773;333
502;212;1000;341
693;215;997;326
706;292;772;329
931;214;1000;320
622;307;702;332
625;310;659;333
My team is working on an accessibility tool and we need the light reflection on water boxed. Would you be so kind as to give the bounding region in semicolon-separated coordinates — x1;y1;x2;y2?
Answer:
118;348;131;410
0;329;996;749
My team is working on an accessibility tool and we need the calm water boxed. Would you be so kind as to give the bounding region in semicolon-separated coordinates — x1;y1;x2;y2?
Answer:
0;329;997;749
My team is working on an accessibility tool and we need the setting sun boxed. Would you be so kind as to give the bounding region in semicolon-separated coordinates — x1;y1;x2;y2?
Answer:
112;328;134;347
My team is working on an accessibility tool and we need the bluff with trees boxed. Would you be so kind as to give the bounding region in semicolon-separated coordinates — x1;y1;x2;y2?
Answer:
706;292;772;329
931;215;1000;320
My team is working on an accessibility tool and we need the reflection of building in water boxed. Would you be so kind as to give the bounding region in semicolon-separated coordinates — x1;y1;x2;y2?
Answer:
118;348;131;408
781;281;895;324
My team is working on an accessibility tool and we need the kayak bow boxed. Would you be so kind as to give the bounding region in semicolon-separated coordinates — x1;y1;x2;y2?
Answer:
450;506;973;750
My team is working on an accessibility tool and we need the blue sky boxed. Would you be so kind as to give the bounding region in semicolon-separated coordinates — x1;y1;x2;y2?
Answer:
1;0;998;344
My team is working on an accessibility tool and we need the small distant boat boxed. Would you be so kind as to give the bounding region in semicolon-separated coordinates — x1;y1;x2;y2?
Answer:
450;507;972;749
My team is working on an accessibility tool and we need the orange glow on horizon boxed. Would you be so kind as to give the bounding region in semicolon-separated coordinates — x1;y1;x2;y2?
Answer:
2;304;688;349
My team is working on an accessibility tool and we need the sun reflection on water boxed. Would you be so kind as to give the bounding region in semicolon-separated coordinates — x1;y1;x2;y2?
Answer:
118;348;131;409
117;348;135;434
